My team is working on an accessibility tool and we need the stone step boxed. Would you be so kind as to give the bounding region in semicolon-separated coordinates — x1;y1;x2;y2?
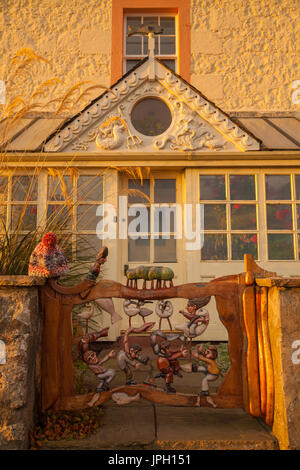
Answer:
41;404;278;451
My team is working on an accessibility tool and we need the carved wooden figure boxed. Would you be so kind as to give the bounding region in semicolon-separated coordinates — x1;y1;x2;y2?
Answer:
40;247;275;427
155;300;174;330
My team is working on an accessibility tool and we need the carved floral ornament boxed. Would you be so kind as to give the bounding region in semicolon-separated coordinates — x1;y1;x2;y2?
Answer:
44;61;260;153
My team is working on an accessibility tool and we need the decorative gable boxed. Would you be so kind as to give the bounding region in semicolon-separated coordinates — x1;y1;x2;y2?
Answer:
44;58;260;153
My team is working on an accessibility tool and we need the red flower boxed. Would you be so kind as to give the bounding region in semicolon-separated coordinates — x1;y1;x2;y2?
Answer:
233;204;241;210
250;235;257;243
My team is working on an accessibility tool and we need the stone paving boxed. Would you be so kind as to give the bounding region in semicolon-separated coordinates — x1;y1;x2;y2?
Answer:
41;339;279;450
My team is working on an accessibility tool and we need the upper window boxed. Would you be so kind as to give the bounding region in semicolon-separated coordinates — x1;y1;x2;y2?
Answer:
124;14;177;74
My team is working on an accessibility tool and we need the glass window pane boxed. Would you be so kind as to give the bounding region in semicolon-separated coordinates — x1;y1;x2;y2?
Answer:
266;204;293;230
77;205;98;231
200;175;226;200
47;204;72;230
231;204;257;230
160;59;175;71
126;60;142;73
295;175;300;200
143;36;159;55
268;234;294;260
160;36;175;55
12;176;38;201
265;175;291;200
127;16;142;31
154;179;176;203
204;204;226;230
153;206;176;233
128;238;150;262
154;237;176;262
131;97;172;136
160;17;175;35
0;177;8;203
143;16;159;25
128;207;150;234
201;234;227;260
126;35;142;55
231;234;258;260
76;234;102;261
11;205;37;231
229;175;255;200
77;176;103;201
296;204;300;229
48;176;72;201
128;179;150;203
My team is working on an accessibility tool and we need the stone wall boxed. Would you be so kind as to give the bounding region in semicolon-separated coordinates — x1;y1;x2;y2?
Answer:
0;0;299;113
0;277;44;450
268;286;300;450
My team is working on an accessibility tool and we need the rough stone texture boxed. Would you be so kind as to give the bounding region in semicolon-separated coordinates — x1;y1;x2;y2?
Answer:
190;0;299;111
0;281;42;450
268;287;300;450
0;0;298;113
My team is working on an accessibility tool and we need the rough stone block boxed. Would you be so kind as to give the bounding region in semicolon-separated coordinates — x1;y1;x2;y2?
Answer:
191;30;223;54
0;279;43;450
191;73;223;100
268;287;300;450
80;29;111;55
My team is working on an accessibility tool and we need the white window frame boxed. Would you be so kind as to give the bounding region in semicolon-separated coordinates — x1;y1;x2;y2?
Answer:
125;172;181;264
123;13;178;74
0;169;105;261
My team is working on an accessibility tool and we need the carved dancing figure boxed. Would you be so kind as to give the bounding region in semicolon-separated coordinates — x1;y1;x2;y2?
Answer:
86;247;122;325
78;327;116;394
181;344;220;408
117;323;154;385
150;330;188;393
176;296;210;339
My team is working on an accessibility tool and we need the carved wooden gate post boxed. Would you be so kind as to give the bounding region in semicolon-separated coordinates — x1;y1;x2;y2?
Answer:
41;279;96;410
241;255;276;425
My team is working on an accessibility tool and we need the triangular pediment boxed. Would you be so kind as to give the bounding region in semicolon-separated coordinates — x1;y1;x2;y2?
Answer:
44;58;261;153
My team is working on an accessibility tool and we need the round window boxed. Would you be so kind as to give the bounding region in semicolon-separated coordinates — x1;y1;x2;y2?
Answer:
131;98;172;136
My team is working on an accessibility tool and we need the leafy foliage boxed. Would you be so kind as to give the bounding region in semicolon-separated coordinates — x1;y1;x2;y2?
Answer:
30;407;103;448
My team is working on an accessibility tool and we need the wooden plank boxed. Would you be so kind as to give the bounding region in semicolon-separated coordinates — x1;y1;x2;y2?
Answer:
261;287;274;426
215;292;243;406
41;288;60;410
244;254;276;277
52;386;242;411
59;299;76;398
256;287;267;416
65;279;238;306
242;286;261;417
256;277;300;288
238;274;250;413
49;278;96;295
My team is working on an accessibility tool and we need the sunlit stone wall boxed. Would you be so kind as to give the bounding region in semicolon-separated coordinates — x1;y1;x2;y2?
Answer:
0;0;299;112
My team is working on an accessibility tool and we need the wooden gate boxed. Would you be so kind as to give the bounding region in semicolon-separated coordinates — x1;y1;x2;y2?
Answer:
40;255;275;426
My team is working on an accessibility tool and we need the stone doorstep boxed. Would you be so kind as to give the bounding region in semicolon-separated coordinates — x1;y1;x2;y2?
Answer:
40;405;278;451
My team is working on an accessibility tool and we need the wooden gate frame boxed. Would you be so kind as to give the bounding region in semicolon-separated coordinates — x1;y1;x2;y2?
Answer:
40;255;275;425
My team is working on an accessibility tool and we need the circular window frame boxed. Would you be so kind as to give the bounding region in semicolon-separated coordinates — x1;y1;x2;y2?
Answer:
130;96;173;137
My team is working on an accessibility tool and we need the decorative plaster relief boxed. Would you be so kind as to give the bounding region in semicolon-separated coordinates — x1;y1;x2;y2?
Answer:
45;59;260;153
